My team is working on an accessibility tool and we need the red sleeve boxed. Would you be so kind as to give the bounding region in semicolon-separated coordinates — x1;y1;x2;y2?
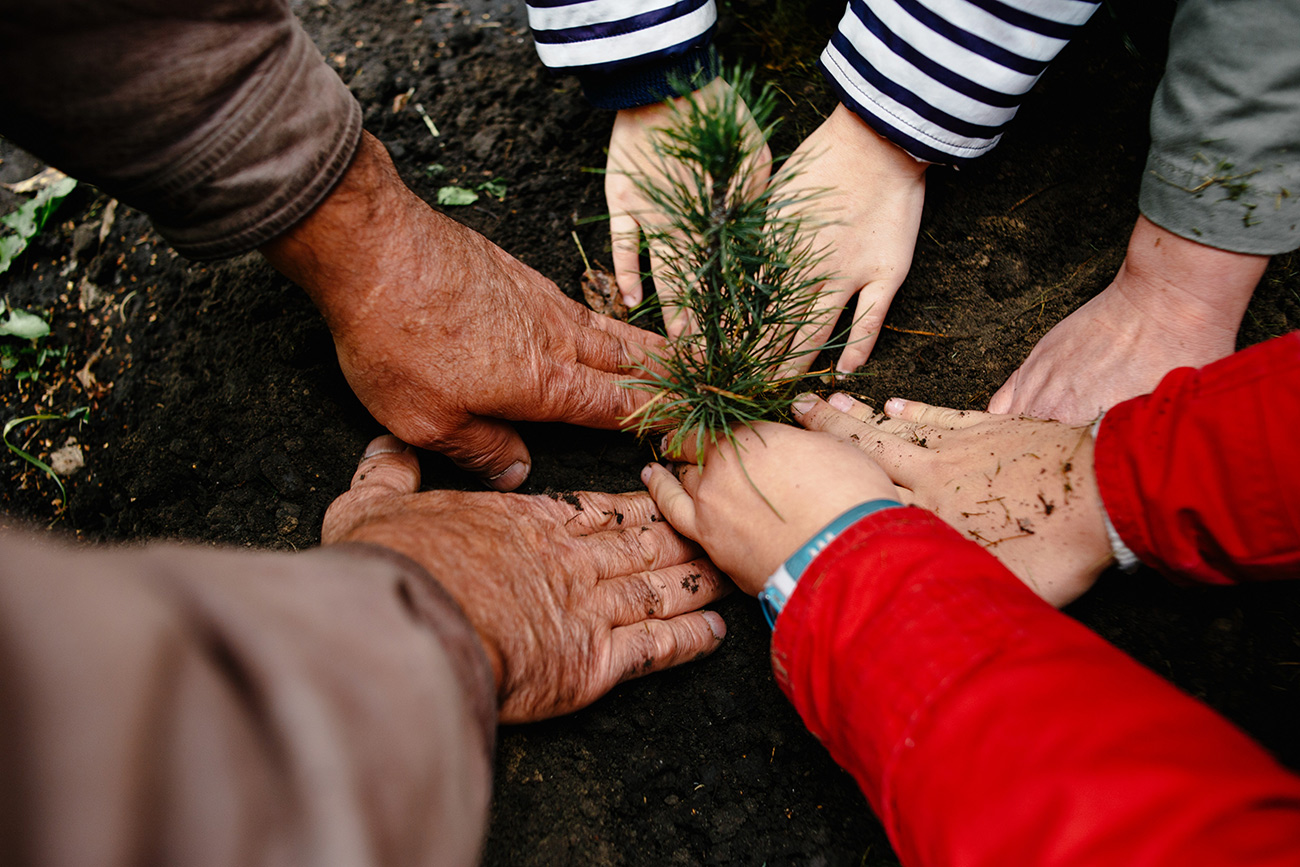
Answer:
1095;331;1300;585
771;508;1300;867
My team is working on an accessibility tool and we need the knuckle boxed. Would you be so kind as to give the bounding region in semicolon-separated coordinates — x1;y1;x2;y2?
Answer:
624;575;666;619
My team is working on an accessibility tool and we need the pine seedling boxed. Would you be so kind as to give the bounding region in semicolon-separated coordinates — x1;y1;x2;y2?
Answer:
622;67;834;462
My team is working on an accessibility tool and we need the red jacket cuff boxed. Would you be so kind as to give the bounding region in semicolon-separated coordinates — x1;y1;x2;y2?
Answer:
769;507;1051;829
1094;332;1300;585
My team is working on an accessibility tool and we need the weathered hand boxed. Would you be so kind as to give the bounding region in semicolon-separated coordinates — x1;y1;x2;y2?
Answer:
641;422;900;595
261;133;664;490
794;393;1113;606
776;104;927;377
322;436;729;723
988;216;1267;423
606;78;771;335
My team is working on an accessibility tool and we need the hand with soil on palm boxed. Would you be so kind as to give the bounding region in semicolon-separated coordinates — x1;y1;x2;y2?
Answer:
323;436;730;723
793;393;1114;606
262;132;666;491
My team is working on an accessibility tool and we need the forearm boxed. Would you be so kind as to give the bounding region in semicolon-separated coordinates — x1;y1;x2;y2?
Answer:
773;509;1300;867
526;0;718;108
0;0;361;259
0;531;495;866
1139;0;1300;255
820;0;1100;163
1095;330;1300;585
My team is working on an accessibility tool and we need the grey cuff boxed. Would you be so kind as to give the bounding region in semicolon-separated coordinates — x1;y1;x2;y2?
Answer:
1138;0;1300;256
1139;150;1300;256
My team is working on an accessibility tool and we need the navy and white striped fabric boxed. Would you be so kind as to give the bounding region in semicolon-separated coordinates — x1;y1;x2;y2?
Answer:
821;0;1100;163
527;0;715;71
527;0;1101;162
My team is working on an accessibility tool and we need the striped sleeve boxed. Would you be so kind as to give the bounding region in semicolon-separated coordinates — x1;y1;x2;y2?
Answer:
526;0;719;109
820;0;1101;164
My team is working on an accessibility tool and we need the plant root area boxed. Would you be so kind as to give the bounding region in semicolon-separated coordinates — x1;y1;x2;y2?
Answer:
1;2;1297;865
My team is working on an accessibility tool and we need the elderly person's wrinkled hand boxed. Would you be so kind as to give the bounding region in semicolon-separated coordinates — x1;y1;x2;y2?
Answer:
323;435;730;723
794;394;1114;606
262;133;665;492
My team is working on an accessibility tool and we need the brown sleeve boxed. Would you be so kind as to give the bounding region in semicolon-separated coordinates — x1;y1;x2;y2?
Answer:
0;530;495;867
0;0;362;259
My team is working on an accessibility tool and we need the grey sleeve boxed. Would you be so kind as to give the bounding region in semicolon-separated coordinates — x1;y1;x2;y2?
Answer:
1139;0;1300;255
0;531;495;867
0;0;362;259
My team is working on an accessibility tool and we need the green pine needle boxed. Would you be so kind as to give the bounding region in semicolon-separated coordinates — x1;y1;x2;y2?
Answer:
620;65;839;462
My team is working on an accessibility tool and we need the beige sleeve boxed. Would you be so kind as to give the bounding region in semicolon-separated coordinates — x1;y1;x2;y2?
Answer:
0;530;495;867
0;0;362;259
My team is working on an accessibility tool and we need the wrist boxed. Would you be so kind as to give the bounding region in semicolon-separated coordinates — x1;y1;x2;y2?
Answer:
335;527;508;694
1115;215;1268;341
1090;415;1140;573
258;132;439;333
825;103;929;182
758;498;905;628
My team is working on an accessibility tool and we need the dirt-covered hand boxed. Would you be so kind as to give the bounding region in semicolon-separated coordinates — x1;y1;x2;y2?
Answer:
641;421;900;595
775;104;926;378
988;215;1266;423
606;78;771;335
794;393;1113;606
322;435;729;723
261;132;664;491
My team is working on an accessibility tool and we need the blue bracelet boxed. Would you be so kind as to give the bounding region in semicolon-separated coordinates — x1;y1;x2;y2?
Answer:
757;499;904;630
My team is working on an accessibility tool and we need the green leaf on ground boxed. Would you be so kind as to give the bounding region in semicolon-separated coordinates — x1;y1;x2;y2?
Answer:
0;175;77;275
2;408;88;509
0;308;50;341
437;186;479;206
477;178;507;201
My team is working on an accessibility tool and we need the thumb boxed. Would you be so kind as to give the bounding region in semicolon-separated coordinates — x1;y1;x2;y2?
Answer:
987;371;1018;415
440;416;532;491
349;435;422;494
321;435;421;543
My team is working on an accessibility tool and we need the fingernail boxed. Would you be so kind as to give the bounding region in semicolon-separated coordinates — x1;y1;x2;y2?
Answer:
623;293;637;307
884;398;906;416
702;611;726;642
659;434;670;455
828;393;854;413
362;435;409;460
791;394;817;415
486;460;529;491
640;464;656;485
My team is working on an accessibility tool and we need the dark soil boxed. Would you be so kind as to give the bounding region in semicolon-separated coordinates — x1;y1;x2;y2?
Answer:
2;2;1297;865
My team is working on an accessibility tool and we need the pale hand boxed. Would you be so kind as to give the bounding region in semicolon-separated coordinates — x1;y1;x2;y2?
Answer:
605;78;771;336
794;393;1114;606
262;133;665;491
641;423;900;595
989;215;1268;423
323;436;730;723
776;104;927;378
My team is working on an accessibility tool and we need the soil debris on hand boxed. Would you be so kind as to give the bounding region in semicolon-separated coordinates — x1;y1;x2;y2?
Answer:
580;262;628;320
573;230;628;320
